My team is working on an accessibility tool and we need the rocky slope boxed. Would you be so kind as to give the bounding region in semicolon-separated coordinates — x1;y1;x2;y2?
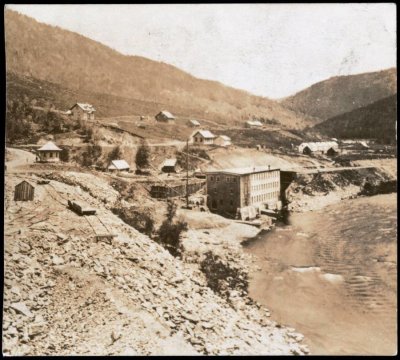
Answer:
4;172;309;355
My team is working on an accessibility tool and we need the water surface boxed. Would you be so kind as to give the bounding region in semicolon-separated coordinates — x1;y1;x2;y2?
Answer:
244;193;397;355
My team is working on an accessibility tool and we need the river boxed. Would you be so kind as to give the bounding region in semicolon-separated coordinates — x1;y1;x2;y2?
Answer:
243;193;397;355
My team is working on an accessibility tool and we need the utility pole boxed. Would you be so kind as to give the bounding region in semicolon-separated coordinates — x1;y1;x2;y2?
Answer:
186;139;189;208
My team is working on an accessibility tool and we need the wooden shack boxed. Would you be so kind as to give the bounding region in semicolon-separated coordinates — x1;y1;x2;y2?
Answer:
14;180;35;201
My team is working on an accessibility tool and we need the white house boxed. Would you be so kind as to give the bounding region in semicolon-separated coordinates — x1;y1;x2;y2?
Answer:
192;130;216;145
214;135;232;147
69;103;96;121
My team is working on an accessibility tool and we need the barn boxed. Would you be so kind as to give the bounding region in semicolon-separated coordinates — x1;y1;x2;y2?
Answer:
14;180;35;201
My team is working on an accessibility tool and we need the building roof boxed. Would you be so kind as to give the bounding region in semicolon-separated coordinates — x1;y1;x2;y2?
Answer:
193;130;215;139
246;120;263;126
16;180;35;188
71;103;96;113
162;158;177;167
38;141;62;152
108;160;130;170
299;141;338;152
206;166;279;176
157;110;175;119
189;119;200;126
218;135;231;141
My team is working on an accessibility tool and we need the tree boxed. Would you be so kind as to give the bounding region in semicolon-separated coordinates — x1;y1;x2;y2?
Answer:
157;200;188;257
59;147;69;162
81;144;102;167
108;145;123;162
135;141;150;169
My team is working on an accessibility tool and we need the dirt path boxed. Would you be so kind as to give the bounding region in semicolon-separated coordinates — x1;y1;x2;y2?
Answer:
6;148;36;173
244;194;397;355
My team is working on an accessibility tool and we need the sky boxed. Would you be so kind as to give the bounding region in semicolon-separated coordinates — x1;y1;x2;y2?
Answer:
6;4;397;99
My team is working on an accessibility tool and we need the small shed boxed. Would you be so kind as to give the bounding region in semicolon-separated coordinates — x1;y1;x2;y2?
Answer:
37;141;62;163
161;158;178;173
188;119;201;127
108;160;130;172
14;180;35;201
214;135;232;147
155;111;175;123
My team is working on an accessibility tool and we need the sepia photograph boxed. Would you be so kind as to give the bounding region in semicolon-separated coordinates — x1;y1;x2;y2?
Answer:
3;3;397;356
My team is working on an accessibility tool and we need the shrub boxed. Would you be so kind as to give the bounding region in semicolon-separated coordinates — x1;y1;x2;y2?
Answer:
112;206;154;237
157;201;188;257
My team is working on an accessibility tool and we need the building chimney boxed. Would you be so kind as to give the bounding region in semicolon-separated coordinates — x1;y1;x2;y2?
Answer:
268;165;270;171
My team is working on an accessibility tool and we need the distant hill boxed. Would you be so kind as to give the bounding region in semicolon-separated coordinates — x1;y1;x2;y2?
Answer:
281;68;397;120
313;95;397;144
5;9;317;129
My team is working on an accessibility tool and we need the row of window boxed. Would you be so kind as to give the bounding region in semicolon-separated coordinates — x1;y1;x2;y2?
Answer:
251;191;279;204
252;181;279;191
251;171;278;180
211;187;234;195
209;175;237;183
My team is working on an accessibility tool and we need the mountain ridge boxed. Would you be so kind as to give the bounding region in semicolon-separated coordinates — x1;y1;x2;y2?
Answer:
280;68;397;121
5;9;318;129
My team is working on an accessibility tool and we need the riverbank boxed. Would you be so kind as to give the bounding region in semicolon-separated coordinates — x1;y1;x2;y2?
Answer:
243;193;397;355
285;164;396;212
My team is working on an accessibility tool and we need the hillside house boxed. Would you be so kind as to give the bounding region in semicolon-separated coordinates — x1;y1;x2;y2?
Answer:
161;158;178;173
14;180;35;201
69;103;96;121
214;135;232;147
155;111;175;123
107;160;130;172
298;141;338;155
37;141;62;163
206;166;281;218
192;130;216;145
188;119;201;127
245;120;263;128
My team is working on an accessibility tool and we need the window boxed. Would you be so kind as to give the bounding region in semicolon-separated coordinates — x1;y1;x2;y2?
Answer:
210;176;214;182
216;176;220;182
232;177;236;182
50;153;53;158
220;199;223;205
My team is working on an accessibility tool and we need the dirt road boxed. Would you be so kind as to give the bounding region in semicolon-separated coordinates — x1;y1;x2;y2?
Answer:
244;193;397;355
